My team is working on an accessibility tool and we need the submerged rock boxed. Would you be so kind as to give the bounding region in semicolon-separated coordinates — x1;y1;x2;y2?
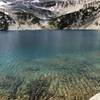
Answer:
0;74;23;100
27;79;52;100
24;67;40;72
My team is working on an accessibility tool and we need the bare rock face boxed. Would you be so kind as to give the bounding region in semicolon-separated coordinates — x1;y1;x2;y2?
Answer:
1;0;99;19
89;93;100;100
0;0;100;30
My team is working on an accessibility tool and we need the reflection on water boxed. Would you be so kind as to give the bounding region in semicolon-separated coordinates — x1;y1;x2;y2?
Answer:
0;30;100;100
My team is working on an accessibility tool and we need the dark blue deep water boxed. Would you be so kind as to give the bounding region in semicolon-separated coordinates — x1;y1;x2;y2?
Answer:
0;30;100;100
0;30;100;58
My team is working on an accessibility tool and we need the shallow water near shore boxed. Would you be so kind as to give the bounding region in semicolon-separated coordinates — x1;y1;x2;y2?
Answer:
0;30;100;100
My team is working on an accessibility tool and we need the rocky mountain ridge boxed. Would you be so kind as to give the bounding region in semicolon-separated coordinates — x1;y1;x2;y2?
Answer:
0;0;100;30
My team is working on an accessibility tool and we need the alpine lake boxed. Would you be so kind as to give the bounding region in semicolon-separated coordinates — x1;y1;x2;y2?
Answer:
0;30;100;100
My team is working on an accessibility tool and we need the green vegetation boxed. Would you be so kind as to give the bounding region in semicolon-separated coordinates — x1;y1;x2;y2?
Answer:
0;12;14;31
16;12;40;25
0;12;9;31
49;5;100;29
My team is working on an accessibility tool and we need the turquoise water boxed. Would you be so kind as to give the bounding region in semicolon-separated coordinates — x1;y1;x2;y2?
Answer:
0;30;100;100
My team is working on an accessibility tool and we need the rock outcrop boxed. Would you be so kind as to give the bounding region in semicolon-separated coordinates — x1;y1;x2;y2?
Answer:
89;93;100;100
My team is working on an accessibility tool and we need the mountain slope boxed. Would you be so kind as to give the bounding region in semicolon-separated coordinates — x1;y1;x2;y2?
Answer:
0;0;100;30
